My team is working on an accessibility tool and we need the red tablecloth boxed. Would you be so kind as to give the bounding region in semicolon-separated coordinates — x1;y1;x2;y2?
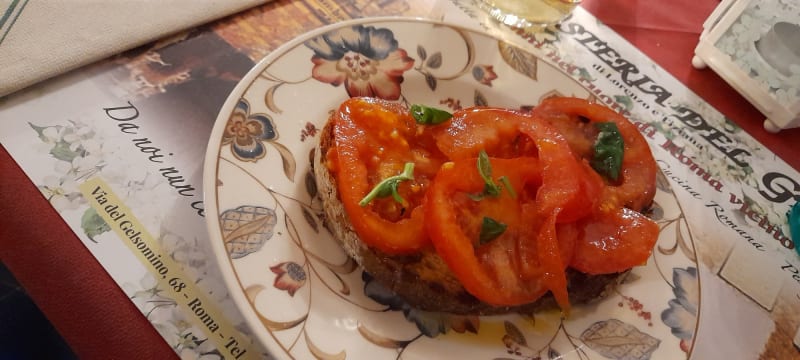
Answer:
1;0;798;358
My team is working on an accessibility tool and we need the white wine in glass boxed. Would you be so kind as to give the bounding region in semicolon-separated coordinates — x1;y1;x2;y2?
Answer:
479;0;581;28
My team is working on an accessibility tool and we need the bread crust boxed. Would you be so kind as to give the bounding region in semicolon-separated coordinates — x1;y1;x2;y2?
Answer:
315;109;627;315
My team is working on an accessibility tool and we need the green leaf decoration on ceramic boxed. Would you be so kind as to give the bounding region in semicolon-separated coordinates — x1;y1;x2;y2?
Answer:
220;205;278;259
498;42;537;81
81;207;110;241
580;319;661;360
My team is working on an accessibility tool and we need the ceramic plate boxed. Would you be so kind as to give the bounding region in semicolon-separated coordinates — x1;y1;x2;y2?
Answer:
204;17;700;360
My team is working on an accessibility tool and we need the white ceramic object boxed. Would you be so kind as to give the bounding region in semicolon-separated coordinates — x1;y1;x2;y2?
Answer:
204;17;699;359
693;0;800;133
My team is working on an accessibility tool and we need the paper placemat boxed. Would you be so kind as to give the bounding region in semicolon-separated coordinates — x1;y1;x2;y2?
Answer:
0;0;799;358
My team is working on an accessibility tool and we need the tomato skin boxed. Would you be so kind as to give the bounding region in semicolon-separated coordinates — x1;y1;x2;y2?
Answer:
570;208;659;275
532;97;657;211
426;107;626;309
426;157;551;306
331;98;442;254
530;97;660;276
516;117;602;224
514;117;604;311
432;107;602;222
432;107;538;160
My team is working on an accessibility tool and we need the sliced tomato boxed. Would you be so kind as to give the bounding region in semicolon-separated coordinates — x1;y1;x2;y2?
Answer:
531;97;657;211
516;116;602;224
531;97;659;275
432;108;601;222
570;207;659;275
428;109;607;310
431;107;538;160
427;157;554;306
330;98;445;254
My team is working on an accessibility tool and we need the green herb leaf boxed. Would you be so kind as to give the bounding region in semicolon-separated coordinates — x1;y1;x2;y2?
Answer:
477;150;502;197
359;162;415;206
591;122;624;181
498;176;517;199
410;104;453;125
473;150;519;200
479;216;507;244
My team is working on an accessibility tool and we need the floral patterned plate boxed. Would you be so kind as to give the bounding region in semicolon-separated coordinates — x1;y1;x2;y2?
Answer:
203;18;700;360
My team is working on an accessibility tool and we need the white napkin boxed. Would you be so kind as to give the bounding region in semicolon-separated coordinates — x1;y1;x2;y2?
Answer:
0;0;268;97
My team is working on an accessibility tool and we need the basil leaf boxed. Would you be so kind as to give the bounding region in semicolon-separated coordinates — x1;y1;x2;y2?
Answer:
479;216;507;245
591;122;624;181
477;150;501;197
498;176;517;199
473;150;520;200
359;162;415;206
410;104;453;125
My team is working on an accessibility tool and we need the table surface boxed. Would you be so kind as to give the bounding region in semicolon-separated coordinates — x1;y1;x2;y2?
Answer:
1;0;798;358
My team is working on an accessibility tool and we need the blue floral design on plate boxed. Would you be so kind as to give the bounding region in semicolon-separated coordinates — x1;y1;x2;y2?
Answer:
661;267;698;353
305;25;414;100
222;99;278;161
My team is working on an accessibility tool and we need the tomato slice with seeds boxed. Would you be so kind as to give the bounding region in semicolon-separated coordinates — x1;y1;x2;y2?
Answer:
329;97;445;254
530;98;659;275
426;108;602;310
532;97;657;211
426;157;555;306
